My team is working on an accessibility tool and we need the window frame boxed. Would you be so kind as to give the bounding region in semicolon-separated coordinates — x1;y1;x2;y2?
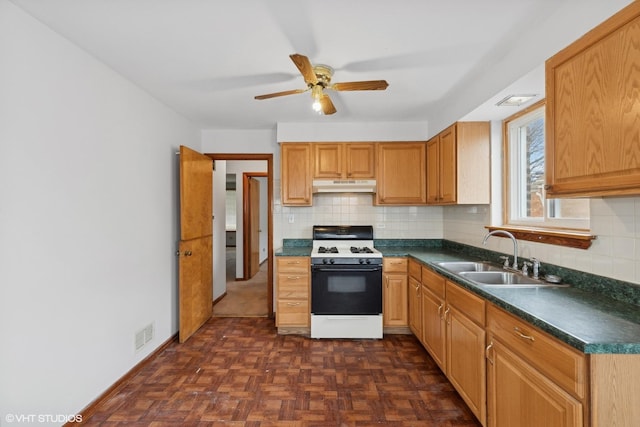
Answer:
500;99;595;249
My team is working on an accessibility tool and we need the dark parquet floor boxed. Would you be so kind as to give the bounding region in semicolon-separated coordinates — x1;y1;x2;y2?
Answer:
84;317;481;426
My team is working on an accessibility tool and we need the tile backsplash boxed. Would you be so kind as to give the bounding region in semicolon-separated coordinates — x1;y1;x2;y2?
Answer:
273;180;443;245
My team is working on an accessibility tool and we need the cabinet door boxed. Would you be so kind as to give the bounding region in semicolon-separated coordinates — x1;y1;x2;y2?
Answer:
345;143;375;178
408;276;421;336
313;144;343;178
426;136;440;204
384;273;408;327
281;143;312;205
438;125;457;203
487;337;583;427
546;2;640;197
376;142;427;205
421;285;446;369
447;305;486;425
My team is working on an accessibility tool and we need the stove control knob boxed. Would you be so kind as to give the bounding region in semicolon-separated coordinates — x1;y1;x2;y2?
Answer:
330;258;335;264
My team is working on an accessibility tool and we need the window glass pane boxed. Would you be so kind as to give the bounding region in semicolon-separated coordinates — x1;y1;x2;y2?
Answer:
525;116;544;219
505;102;590;231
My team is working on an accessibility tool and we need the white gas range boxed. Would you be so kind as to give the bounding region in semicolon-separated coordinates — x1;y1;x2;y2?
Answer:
310;225;383;339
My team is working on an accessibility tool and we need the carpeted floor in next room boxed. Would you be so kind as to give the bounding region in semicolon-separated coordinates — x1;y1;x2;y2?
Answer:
213;247;268;317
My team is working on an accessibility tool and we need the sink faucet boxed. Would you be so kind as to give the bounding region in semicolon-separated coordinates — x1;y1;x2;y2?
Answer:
482;230;519;271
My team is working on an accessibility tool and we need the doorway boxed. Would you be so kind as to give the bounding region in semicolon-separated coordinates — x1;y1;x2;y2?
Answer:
206;153;274;318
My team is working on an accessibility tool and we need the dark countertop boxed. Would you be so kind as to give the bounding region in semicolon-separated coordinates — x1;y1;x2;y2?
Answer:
276;240;640;354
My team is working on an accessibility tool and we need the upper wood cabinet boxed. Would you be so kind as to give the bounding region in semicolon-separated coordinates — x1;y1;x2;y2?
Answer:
426;122;490;205
375;142;427;205
545;1;640;197
313;143;375;179
280;143;312;206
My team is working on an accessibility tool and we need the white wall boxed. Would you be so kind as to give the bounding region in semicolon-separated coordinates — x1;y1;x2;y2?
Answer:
0;1;199;421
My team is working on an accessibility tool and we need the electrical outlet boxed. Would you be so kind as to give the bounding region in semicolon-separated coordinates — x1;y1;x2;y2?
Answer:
376;223;386;229
135;322;154;351
288;214;295;223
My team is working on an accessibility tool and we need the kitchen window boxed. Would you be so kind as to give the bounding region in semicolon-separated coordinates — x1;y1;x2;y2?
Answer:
492;100;595;249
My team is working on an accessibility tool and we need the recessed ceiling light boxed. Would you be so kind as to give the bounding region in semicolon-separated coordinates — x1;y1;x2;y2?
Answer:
496;94;537;107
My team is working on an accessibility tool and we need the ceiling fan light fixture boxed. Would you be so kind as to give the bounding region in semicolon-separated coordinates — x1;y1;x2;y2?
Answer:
311;85;324;114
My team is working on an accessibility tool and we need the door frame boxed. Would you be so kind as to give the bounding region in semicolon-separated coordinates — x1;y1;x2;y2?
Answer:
243;172;267;280
205;153;274;318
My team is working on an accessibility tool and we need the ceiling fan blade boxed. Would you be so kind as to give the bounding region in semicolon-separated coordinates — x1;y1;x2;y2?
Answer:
331;80;389;91
254;88;306;100
320;94;336;115
290;53;318;85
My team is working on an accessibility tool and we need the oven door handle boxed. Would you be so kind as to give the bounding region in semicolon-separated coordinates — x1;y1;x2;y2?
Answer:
312;267;382;273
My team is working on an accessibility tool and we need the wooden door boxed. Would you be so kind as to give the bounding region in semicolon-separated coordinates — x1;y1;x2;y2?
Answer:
313;144;343;178
408;276;422;336
376;142;427;205
438;125;457;203
426;136;440;204
487;337;583;427
345;143;376;178
383;273;408;327
178;145;213;343
447;305;486;425
248;177;260;278
281;143;312;205
421;285;446;370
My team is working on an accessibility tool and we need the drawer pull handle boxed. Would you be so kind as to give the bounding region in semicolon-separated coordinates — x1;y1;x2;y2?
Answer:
287;261;300;264
287;276;301;280
514;327;535;342
437;303;444;318
286;302;301;306
444;307;450;324
485;342;494;365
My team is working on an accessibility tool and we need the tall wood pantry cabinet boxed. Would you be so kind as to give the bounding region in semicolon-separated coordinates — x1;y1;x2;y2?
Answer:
545;1;640;197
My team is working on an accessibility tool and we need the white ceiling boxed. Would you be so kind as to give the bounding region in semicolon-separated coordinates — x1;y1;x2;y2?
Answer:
9;0;632;130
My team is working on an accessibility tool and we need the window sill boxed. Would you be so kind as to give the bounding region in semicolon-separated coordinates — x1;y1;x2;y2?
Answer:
485;226;595;250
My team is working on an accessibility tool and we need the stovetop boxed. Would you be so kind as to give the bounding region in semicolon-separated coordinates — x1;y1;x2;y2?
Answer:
310;226;381;264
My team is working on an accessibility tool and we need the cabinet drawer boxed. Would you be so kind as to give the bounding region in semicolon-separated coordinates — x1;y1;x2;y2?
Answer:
446;281;485;326
421;267;445;299
408;259;422;281
276;257;310;274
276;299;309;326
487;304;587;400
277;274;308;299
383;257;407;273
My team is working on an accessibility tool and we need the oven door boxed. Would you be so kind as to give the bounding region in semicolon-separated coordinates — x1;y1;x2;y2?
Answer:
311;264;382;315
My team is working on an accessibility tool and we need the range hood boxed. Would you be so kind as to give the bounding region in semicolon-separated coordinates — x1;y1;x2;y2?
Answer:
312;179;377;194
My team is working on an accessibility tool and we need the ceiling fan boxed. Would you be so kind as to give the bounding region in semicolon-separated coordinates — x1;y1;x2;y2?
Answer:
254;54;389;115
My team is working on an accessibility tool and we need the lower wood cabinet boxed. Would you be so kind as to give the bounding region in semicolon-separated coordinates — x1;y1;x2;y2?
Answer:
421;267;486;425
275;257;310;328
383;258;408;327
486;304;586;427
408;260;422;336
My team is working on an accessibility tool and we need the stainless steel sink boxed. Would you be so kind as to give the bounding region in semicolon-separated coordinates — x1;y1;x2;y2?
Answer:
436;261;501;273
459;271;568;288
